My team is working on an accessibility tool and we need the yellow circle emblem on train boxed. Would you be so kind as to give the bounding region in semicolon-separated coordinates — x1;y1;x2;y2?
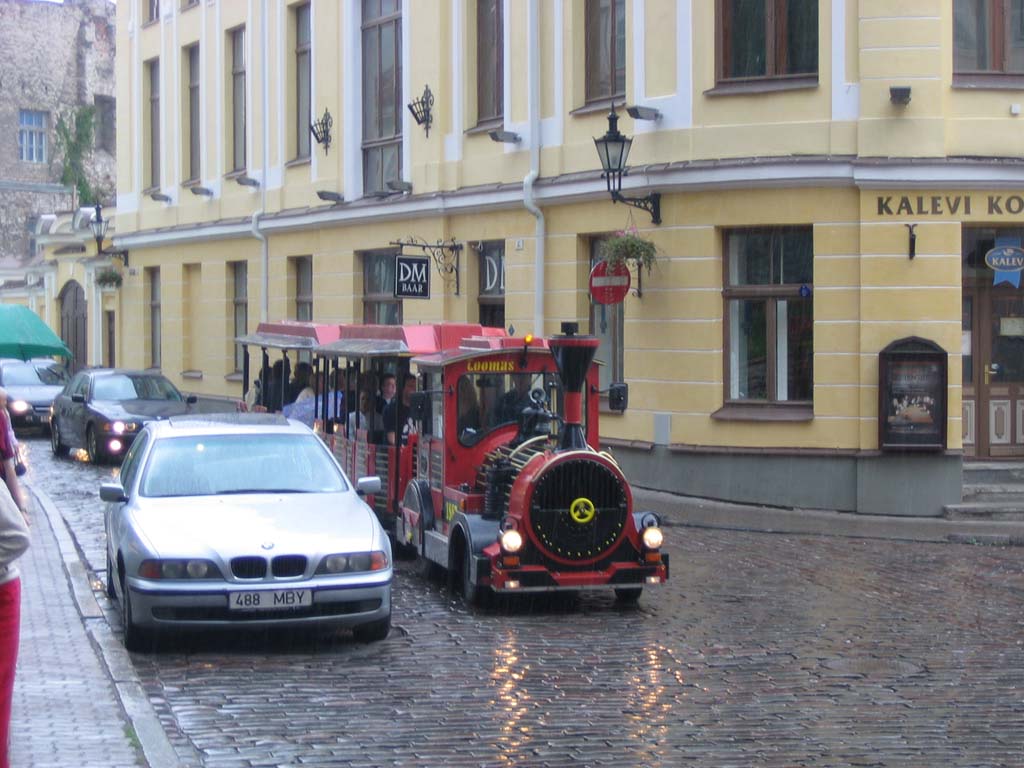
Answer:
569;497;596;524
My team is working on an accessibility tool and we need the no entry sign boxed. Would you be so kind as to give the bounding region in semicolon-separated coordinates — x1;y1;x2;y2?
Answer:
589;260;631;304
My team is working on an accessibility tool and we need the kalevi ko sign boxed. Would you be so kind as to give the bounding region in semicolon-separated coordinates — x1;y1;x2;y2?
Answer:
395;255;430;299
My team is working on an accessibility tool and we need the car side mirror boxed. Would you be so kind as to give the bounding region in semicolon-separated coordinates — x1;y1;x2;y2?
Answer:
409;391;430;422
186;395;198;405
71;393;85;403
356;476;382;496
99;482;127;503
608;382;628;413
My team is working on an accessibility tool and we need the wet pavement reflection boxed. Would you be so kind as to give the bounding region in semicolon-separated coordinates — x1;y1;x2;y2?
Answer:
19;434;1024;766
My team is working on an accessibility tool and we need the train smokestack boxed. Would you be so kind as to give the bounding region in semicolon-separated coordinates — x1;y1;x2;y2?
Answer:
548;322;599;451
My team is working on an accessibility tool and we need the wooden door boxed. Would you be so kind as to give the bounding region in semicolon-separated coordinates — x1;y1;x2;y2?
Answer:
978;290;1024;457
59;281;86;374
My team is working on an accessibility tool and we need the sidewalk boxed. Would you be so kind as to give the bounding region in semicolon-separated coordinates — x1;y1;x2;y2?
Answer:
633;486;1024;545
9;484;177;768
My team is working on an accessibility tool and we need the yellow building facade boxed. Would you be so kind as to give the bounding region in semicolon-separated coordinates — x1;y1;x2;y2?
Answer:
95;1;1024;516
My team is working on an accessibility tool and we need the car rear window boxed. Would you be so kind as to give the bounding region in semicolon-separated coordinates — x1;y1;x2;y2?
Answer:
140;433;349;497
94;374;182;401
2;362;67;386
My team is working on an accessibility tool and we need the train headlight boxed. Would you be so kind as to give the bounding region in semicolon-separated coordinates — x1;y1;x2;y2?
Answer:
500;529;523;553
641;526;664;550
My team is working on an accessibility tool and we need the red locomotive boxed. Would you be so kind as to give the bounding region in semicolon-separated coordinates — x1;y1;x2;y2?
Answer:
238;321;668;604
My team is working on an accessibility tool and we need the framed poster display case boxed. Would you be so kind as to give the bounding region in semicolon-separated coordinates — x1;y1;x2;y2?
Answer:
878;337;948;451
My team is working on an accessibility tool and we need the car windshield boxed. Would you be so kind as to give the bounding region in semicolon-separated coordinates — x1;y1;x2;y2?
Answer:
2;362;68;387
140;433;348;497
93;374;182;402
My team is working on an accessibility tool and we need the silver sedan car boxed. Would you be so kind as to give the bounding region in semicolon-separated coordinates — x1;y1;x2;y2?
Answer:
101;413;392;651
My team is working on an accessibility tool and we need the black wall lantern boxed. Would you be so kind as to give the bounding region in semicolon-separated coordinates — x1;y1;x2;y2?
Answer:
593;110;661;224
407;84;434;137
310;108;333;153
91;203;128;267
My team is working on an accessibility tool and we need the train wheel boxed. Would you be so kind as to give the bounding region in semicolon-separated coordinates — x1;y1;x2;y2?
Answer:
461;545;483;607
614;587;642;604
417;516;441;581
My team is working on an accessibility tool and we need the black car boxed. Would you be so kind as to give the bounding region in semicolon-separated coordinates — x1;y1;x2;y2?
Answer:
50;369;197;463
0;358;70;432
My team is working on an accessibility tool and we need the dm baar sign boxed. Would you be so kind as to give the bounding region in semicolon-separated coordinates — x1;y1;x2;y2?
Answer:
395;255;430;299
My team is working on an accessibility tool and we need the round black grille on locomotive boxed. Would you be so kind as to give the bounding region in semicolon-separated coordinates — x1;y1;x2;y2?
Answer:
528;458;628;561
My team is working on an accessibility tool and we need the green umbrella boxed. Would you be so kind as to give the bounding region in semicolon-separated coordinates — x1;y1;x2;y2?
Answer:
0;304;72;360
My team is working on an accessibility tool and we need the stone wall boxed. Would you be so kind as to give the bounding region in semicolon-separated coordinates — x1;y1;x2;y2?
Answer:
0;0;115;265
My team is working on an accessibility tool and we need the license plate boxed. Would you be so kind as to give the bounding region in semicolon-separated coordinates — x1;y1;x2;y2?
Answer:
228;589;311;612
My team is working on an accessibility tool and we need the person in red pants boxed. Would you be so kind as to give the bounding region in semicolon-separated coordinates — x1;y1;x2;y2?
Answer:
0;393;30;768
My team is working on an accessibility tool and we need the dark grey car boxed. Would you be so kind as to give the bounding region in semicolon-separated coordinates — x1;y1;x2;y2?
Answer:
50;368;197;463
0;358;70;432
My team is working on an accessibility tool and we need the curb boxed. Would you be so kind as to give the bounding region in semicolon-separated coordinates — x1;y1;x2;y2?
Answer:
29;482;182;768
633;487;1024;545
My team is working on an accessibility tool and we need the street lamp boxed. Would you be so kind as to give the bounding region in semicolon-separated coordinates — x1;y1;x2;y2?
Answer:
593;110;661;225
91;203;128;267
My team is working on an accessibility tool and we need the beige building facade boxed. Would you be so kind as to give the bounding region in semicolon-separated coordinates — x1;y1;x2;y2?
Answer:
88;1;1024;516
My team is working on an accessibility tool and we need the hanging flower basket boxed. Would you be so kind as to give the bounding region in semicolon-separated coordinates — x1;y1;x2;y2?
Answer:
598;230;658;274
95;268;123;288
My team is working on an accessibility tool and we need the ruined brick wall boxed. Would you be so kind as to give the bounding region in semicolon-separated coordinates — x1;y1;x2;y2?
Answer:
0;0;116;265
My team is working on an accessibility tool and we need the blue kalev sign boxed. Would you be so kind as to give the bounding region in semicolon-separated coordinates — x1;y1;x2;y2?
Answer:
985;244;1024;289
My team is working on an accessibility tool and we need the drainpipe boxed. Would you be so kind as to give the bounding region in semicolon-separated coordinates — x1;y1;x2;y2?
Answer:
252;0;271;323
523;0;544;337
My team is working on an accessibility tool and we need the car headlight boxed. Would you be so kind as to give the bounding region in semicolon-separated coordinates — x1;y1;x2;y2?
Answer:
138;559;221;580
316;551;389;575
641;526;664;550
500;529;523;553
104;421;140;435
8;400;30;414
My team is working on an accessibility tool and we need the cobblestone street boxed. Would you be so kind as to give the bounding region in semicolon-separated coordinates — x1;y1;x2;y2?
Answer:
15;434;1024;767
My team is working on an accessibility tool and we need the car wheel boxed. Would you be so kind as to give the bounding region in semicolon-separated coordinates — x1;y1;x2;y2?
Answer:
50;419;68;457
105;550;116;599
86;425;103;465
614;587;643;604
120;576;153;652
352;612;391;643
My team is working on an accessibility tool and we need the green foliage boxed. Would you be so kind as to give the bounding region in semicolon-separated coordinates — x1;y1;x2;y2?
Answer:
95;268;123;288
54;107;96;208
598;231;658;273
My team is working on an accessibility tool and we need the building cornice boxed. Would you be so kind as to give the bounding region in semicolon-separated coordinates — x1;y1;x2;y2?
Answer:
113;155;1024;250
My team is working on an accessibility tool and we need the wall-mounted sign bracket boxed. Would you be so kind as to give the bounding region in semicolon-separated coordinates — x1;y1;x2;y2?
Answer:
390;236;462;295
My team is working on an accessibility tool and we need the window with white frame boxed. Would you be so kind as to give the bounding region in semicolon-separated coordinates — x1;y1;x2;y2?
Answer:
229;27;246;172
585;0;625;103
147;267;162;369
146;59;161;188
955;0;1024;76
589;238;624;394
292;256;313;323
478;241;505;329
363;250;402;324
723;227;813;405
295;3;311;159
716;0;818;84
18;110;47;163
185;44;200;181
477;0;503;124
231;261;248;373
362;0;402;194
